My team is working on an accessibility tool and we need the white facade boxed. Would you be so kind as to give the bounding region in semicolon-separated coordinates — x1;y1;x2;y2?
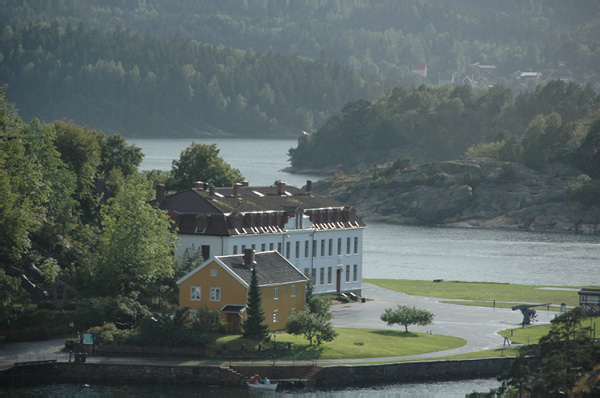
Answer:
175;211;364;296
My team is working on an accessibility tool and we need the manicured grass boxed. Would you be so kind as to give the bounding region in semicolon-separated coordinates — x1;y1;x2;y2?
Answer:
212;328;465;360
365;278;596;307
499;316;600;345
439;300;562;312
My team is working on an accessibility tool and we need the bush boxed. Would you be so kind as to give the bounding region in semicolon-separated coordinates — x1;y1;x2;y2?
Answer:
567;174;600;206
189;307;224;332
64;338;81;351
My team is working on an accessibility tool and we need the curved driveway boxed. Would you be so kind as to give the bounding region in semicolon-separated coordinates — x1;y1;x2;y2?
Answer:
327;282;556;362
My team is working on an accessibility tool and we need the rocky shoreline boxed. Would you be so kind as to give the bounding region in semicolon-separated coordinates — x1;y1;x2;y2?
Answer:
311;158;600;234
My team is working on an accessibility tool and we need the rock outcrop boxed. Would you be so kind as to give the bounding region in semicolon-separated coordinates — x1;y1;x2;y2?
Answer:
312;159;600;234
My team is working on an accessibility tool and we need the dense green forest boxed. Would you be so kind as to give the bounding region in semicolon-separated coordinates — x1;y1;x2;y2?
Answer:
3;0;599;84
1;0;600;137
0;22;380;137
0;88;247;340
290;80;600;172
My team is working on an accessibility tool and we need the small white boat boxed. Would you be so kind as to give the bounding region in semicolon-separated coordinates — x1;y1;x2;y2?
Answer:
247;382;278;391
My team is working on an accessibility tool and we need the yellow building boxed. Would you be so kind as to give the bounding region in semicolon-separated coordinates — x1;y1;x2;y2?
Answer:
177;249;308;333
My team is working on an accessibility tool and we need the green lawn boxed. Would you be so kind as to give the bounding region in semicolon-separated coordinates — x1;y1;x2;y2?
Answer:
214;328;465;360
498;316;599;345
365;278;596;307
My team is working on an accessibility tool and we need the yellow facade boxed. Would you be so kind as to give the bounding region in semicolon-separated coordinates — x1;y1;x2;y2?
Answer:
178;260;306;332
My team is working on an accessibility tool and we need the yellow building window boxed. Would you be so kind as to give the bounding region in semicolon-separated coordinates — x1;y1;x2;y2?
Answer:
291;285;296;297
274;287;279;300
273;310;278;323
191;286;201;301
210;287;221;302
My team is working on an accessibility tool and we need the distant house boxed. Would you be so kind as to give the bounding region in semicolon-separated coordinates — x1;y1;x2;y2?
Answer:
412;63;427;78
478;65;496;72
177;249;308;333
578;288;600;316
509;70;542;81
459;75;474;86
438;73;455;86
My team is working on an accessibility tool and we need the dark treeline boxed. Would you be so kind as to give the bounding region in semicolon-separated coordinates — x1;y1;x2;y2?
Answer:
289;80;600;178
3;0;599;86
0;22;382;137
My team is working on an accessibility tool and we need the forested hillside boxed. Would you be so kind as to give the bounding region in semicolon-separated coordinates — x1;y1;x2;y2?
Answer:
1;0;599;137
0;22;380;137
4;1;599;85
290;80;600;172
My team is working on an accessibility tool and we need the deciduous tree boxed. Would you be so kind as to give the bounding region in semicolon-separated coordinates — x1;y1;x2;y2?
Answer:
168;143;244;191
380;305;434;333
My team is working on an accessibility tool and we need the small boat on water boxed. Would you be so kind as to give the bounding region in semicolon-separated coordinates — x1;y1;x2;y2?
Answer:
247;382;278;391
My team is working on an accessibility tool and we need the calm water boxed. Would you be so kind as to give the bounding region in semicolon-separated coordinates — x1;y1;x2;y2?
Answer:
100;136;600;397
131;137;600;287
4;379;500;397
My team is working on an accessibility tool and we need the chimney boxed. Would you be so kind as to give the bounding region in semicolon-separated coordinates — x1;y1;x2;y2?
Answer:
243;248;255;269
155;184;166;204
233;183;242;198
209;185;215;196
193;181;204;189
277;181;286;195
241;181;249;187
306;180;312;193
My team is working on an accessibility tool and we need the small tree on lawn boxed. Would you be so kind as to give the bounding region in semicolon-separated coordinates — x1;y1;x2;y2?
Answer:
242;265;269;341
286;297;337;346
380;305;434;333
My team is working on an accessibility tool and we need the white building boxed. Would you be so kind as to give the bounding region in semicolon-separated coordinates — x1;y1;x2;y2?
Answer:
151;180;365;296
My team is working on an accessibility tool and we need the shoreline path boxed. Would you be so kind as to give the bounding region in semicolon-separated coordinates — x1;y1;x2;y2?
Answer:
0;283;557;368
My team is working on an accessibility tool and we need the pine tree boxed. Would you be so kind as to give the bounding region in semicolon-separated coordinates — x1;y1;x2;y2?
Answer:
242;265;269;340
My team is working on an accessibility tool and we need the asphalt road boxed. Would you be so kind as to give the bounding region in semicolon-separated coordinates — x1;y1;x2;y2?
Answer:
0;283;557;367
328;282;556;362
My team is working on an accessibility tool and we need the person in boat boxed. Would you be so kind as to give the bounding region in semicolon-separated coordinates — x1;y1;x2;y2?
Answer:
263;377;270;385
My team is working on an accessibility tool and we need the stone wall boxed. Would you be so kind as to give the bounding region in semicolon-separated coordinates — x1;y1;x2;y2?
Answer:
316;358;516;387
1;357;534;388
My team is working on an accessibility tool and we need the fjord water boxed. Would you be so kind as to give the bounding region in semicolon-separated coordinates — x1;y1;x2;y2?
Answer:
131;137;600;287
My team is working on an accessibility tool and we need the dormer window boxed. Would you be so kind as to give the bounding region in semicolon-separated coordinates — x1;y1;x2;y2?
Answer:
197;216;207;233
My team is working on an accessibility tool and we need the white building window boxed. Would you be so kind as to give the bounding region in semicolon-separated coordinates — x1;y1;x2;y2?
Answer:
346;265;350;282
233;245;238;254
320;268;324;285
210;287;221;302
327;267;332;284
286;242;290;259
274;287;279;300
354;237;358;254
353;264;358;282
295;241;300;258
328;239;332;256
291;284;296;297
191;286;201;301
269;243;274;251
304;240;309;258
261;243;266;252
347;237;351;255
337;238;342;255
